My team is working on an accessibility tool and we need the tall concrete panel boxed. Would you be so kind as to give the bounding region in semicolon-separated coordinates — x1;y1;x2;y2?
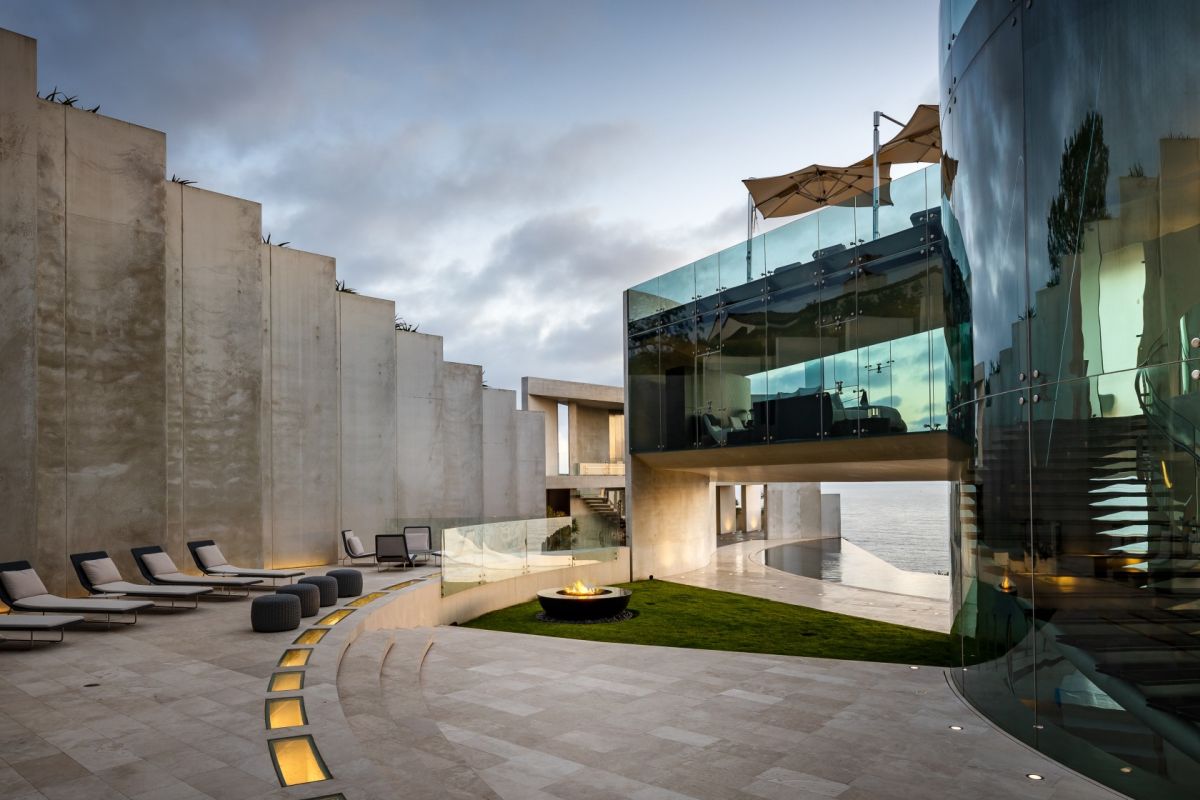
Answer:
569;404;611;467
395;331;445;526
522;388;559;475
441;362;484;523
267;246;339;567
764;483;825;539
175;187;264;567
62;110;167;589
0;29;38;575
514;410;547;518
338;293;398;539
33;101;67;587
482;388;518;520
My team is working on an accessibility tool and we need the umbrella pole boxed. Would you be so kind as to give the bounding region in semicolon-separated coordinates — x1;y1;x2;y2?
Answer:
872;111;880;241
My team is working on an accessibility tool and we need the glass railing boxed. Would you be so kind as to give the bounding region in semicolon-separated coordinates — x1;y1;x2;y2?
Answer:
628;165;941;327
441;516;621;596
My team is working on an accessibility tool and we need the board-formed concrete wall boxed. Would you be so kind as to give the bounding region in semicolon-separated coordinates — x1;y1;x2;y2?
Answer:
267;245;340;567
0;28;546;589
338;293;399;540
165;185;265;572
0;29;39;577
628;457;714;579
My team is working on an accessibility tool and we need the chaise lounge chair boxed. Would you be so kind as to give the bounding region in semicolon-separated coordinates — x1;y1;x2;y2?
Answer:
375;533;413;571
70;551;211;609
186;540;305;585
340;530;376;566
403;526;441;566
131;546;262;595
0;613;84;647
0;561;153;624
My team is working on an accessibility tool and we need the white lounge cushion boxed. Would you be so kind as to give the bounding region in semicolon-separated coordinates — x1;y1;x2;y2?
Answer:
14;594;153;612
82;557;123;587
2;569;48;601
142;551;178;577
92;581;207;597
347;534;366;556
196;544;228;568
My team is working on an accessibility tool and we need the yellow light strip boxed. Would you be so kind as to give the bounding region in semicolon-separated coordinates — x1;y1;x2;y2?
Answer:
265;697;308;730
268;735;332;786
346;592;388;608
268;671;304;692
277;648;312;668
316;609;354;626
384;579;421;591
293;628;328;645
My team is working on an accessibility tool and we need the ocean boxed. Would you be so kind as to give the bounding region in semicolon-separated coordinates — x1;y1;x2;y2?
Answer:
821;481;951;575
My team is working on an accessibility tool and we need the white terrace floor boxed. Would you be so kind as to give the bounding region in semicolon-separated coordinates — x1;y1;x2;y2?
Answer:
0;560;1121;800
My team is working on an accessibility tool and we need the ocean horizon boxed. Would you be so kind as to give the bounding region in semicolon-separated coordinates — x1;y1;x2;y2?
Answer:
822;481;951;575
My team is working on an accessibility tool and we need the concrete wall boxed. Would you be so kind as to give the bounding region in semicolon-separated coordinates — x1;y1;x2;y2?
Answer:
514;410;547;517
338;293;398;542
0;29;38;577
743;484;763;532
569;404;611;467
166;185;264;572
395;331;444;527
482;388;518;519
440;362;485;523
524;391;559;475
267;246;340;567
764;483;827;540
628;458;714;579
717;485;737;535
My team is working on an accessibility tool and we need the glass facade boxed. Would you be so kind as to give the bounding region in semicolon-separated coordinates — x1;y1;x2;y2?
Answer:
944;1;1200;796
627;165;949;453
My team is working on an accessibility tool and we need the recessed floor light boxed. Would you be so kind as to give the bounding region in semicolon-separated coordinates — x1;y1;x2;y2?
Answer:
268;672;304;692
268;734;332;786
293;629;327;645
265;697;308;730
949;725;963;731
317;609;354;626
1119;767;1132;774
1026;774;1044;781
278;648;312;668
909;666;920;670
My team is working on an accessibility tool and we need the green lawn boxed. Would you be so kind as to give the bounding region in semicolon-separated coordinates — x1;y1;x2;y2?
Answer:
463;579;959;666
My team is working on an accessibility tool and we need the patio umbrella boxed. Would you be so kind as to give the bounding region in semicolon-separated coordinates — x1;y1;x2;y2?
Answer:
743;162;892;219
854;103;941;168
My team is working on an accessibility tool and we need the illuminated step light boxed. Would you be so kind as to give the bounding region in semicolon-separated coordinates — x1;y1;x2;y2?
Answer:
346;592;388;608
268;734;332;786
268;671;305;692
317;609;354;626
265;697;308;730
294;628;328;645
384;579;422;591
278;648;312;668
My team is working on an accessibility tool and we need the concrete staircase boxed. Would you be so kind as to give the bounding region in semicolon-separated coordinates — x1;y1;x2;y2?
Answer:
579;490;624;529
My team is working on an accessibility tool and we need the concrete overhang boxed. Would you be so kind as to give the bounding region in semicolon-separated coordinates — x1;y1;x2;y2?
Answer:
632;432;969;483
522;376;623;411
546;474;626;491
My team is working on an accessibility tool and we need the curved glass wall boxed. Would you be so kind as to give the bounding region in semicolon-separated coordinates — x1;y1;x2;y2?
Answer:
944;1;1200;796
627;165;948;453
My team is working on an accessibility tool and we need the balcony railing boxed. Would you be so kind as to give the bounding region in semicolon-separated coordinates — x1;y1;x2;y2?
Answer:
572;461;626;476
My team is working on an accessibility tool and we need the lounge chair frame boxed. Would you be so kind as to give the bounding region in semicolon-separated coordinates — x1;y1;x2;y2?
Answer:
130;545;258;597
70;551;207;610
0;561;146;626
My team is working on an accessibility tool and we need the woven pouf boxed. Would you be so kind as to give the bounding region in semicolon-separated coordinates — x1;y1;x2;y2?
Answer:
251;594;300;633
326;568;363;598
277;583;320;617
298;575;339;607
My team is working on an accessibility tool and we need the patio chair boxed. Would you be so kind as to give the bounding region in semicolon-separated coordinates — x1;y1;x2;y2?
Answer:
340;530;376;566
375;533;412;571
70;551;210;609
0;613;84;647
403;526;441;565
0;561;153;625
186;540;305;585
131;546;261;595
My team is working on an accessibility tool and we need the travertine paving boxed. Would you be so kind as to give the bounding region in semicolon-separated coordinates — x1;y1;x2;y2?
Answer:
0;561;1121;800
668;539;953;633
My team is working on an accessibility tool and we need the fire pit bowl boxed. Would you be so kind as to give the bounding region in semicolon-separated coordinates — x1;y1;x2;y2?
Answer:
536;584;632;622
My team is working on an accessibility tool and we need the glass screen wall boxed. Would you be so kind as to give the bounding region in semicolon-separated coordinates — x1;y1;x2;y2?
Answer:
944;1;1200;797
627;165;949;452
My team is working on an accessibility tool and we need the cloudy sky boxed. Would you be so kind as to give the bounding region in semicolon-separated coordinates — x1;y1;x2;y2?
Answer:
0;0;939;394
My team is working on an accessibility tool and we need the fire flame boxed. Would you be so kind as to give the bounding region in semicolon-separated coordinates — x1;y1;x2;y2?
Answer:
562;579;602;596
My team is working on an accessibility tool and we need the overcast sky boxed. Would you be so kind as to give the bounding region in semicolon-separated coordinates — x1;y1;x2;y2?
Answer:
0;0;939;394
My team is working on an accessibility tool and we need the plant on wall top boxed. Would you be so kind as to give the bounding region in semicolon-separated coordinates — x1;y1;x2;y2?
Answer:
335;279;356;294
395;316;419;332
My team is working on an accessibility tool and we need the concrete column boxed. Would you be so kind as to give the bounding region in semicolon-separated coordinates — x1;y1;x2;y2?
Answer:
764;483;828;540
521;382;559;476
821;493;842;539
716;485;737;534
482;387;518;521
742;484;763;532
629;458;714;579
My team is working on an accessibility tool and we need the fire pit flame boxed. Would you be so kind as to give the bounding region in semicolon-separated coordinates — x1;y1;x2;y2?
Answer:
562;579;603;597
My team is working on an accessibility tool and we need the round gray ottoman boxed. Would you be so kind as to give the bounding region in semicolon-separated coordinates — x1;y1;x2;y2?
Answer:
277;583;320;617
326;568;363;598
299;575;339;607
251;594;300;633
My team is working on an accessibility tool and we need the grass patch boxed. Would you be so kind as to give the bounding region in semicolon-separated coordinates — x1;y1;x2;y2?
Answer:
464;580;958;666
